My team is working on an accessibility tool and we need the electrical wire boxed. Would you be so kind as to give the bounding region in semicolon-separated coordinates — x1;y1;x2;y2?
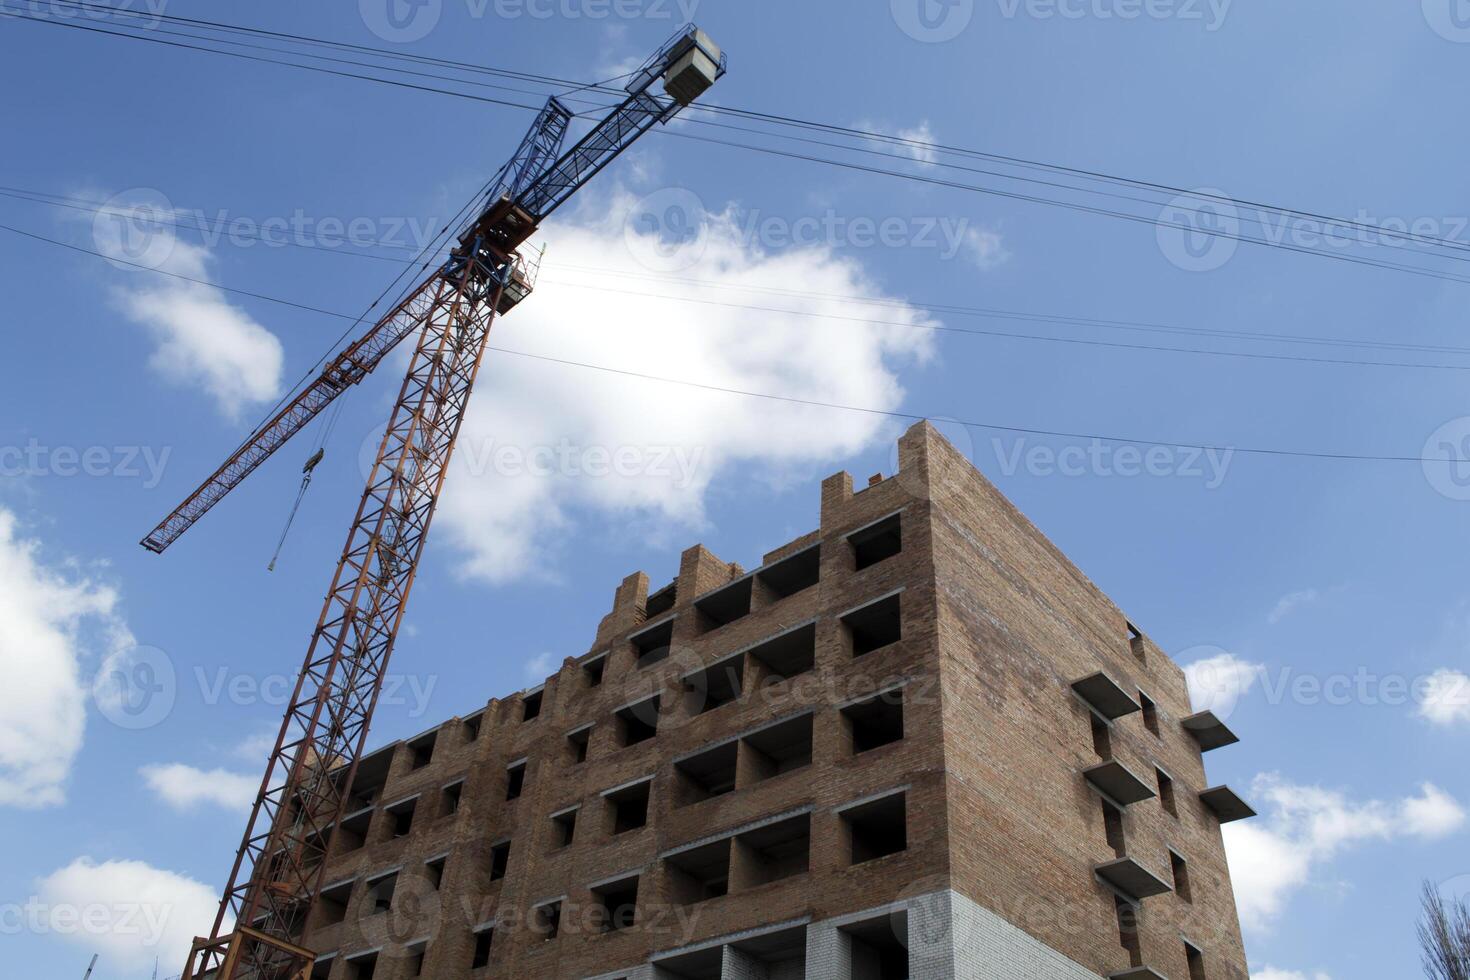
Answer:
0;216;1464;466
10;202;1470;374
11;0;1470;281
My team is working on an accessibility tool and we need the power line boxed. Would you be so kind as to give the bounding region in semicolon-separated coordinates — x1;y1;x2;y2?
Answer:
12;1;1470;284
20;182;1470;360
11;199;1470;374
0;217;1462;467
13;0;1467;262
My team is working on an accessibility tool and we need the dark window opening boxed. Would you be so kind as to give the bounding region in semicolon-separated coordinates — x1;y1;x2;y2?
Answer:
1171;851;1193;903
1102;800;1126;858
606;780;651;834
317;880;352;926
533;901;562;941
441;781;463;817
727;925;808;977
843;690;904;753
674;741;738;806
1157;768;1177;817
583;655;607;688
695;576;753;632
567;726;592;765
406;941;427;977
741;713;814;785
616;696;660;747
347;952;378;980
757;545;820;598
424;855;447;890
1091;715;1113;760
1116;897;1142;968
684;655;745;715
843;913;909;979
1140;691;1160;737
311;957;334;980
748;622;816;682
844;594;902;657
408;733;436;770
338;807;372;852
736;813;810;886
366;871;398;914
1128;622;1146;662
631;619;674;668
470;928;494;969
843;792;907;865
386;797;417;839
666;838;731;905
462;714;482;742
592;875;640;932
488;840;510;882
551;808;578;849
849;513;902;571
1186;943;1207;980
646;583;677;616
505;761;527;801
522;689;543;722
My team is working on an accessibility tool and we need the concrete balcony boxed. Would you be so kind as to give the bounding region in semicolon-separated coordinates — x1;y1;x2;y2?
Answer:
1182;710;1240;751
1083;760;1157;806
1095;856;1172;900
1110;968;1170;980
1072;671;1142;720
1200;785;1257;823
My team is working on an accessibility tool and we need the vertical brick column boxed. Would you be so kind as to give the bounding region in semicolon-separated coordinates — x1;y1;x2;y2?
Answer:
722;944;772;979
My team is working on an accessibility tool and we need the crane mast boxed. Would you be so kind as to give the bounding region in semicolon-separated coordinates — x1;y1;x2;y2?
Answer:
171;27;725;980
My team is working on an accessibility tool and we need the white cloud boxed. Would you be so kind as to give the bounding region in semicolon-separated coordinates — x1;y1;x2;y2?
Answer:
1268;588;1320;624
1225;774;1466;931
34;857;223;971
1253;969;1332;980
434;188;934;584
0;508;132;807
855;119;940;166
91;202;283;420
140;763;256;812
524;651;558;681
1419;668;1470;726
962;226;1009;270
1183;650;1264;719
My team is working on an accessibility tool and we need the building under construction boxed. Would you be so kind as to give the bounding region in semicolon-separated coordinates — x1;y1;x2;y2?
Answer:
292;423;1254;980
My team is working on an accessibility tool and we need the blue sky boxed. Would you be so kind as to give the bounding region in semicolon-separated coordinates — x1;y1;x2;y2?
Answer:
2;1;1469;977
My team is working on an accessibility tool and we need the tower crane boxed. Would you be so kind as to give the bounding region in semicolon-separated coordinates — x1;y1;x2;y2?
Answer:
148;27;727;980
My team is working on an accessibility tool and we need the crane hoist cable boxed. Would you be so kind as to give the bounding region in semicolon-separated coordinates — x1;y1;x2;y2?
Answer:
266;448;325;571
